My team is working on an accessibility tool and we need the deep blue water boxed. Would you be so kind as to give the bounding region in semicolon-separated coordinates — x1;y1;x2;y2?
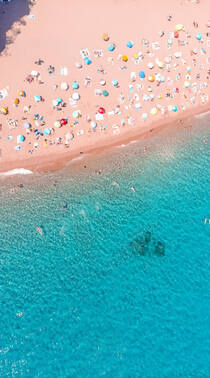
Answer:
0;118;209;377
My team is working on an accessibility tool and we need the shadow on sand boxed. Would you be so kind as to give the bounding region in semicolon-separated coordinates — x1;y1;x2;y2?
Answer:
0;0;34;55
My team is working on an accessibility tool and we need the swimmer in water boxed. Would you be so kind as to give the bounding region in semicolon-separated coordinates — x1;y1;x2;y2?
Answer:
113;181;119;186
37;227;43;235
62;202;67;210
130;186;135;192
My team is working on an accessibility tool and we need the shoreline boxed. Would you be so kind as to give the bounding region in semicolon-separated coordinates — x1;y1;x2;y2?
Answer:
0;102;209;175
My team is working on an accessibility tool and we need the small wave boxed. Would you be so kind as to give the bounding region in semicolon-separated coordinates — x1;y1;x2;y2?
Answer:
67;154;89;165
0;168;33;176
195;110;210;119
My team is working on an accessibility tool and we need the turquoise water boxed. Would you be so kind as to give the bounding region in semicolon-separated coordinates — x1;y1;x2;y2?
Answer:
0;119;209;377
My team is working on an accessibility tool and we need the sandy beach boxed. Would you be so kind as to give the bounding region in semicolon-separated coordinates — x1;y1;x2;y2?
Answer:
0;0;209;173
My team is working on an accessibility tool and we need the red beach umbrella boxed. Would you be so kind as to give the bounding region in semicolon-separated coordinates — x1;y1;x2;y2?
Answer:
60;118;67;126
98;107;105;114
174;31;179;38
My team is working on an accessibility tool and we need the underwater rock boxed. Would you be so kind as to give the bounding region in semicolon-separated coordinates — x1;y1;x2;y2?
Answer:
154;241;165;256
145;231;151;244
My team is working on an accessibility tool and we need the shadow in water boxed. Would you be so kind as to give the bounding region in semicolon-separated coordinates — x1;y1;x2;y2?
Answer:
130;231;165;257
0;0;33;55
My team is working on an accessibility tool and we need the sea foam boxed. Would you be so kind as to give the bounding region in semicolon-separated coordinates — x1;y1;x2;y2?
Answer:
0;168;33;176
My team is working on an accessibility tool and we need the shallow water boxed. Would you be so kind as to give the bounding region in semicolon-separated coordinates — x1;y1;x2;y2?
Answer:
0;118;209;377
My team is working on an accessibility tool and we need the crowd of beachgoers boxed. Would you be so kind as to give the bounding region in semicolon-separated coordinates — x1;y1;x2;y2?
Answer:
0;0;209;168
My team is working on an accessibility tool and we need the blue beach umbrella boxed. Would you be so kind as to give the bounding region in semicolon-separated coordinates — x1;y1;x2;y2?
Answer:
72;81;79;89
112;80;118;87
108;44;115;51
56;97;63;105
17;135;25;143
173;105;178;112
139;71;145;79
84;57;92;65
196;33;202;40
126;41;133;48
102;90;109;97
34;95;42;102
44;128;51;135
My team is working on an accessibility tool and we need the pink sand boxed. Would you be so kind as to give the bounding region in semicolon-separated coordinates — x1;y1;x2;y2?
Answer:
0;0;209;172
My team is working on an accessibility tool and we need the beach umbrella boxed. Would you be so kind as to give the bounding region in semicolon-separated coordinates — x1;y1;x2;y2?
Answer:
56;97;63;105
139;71;145;79
196;33;202;40
173;105;178;112
108;44;115;51
158;61;164;69
0;106;8;115
174;31;179;38
34;95;42;102
148;74;155;82
175;24;184;31
168;38;173;45
18;90;25;97
112;80;118;87
54;120;61;128
17;135;25;143
44;128;51;135
24;122;31;129
102;90;109;97
184;81;191;88
72;110;81;119
160;76;165;82
61;82;69;91
126;41;133;48
155;73;161;81
60;119;67;127
13;98;19;105
122;55;128;62
150;107;158;116
91;121;97;128
148;86;152;92
84;57;92;65
72;81;79;89
98;107;105;114
187;66;191;73
133;53;138;60
75;62;82;69
148;62;154;69
102;33;109;41
100;80;106;86
72;92;80;101
60;118;68;126
142;113;148;120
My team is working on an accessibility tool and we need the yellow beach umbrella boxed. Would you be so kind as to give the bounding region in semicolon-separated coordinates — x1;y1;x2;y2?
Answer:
1;106;8;115
150;107;158;116
158;94;163;99
122;55;128;62
54;120;61;128
175;24;184;31
13;98;19;105
158;61;164;69
133;53;138;60
148;74;155;82
102;33;109;42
